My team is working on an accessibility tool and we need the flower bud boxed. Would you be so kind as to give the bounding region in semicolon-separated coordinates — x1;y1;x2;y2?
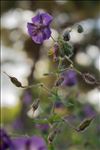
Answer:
3;72;22;87
76;117;94;132
77;24;84;33
82;73;96;85
63;31;70;41
27;98;40;118
31;98;40;111
48;128;60;144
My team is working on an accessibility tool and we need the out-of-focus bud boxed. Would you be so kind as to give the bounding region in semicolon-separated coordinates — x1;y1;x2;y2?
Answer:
82;73;96;85
76;117;94;132
48;42;59;62
63;30;70;41
31;98;40;111
4;72;23;87
48;128;60;144
27;98;40;118
77;24;84;33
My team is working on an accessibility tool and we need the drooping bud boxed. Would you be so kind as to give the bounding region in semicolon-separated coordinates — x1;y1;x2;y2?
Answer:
48;128;60;144
76;117;94;132
77;24;84;33
27;98;40;118
31;98;40;111
3;72;23;87
63;30;70;41
82;73;96;85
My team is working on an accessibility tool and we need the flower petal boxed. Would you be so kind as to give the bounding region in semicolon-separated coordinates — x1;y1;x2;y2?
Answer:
27;22;37;36
41;13;53;26
32;32;44;44
32;13;43;25
42;27;51;39
61;70;77;86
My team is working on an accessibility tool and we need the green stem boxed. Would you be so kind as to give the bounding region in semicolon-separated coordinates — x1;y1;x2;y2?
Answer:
51;35;56;42
50;101;55;115
61;117;76;131
64;55;73;65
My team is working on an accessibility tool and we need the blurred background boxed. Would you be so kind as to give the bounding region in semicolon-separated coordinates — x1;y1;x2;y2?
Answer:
1;0;100;149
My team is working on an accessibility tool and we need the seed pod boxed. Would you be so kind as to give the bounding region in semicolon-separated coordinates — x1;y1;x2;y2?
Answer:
63;31;70;41
76;117;94;132
3;72;22;87
82;73;96;85
77;24;84;33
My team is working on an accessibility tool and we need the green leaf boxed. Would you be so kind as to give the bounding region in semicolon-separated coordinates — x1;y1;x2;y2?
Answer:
33;118;49;124
48;114;61;123
64;102;74;107
58;37;73;57
63;42;73;57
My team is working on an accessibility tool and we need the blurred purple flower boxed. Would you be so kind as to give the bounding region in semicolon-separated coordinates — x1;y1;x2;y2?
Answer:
61;69;77;86
27;12;53;44
12;118;23;131
83;104;96;117
23;91;32;105
12;136;47;150
54;101;64;108
0;128;14;150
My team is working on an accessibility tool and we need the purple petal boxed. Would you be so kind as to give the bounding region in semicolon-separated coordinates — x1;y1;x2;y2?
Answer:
12;137;28;150
32;32;44;44
32;13;43;25
12;136;47;150
30;136;47;150
42;27;51;39
41;13;53;26
61;70;77;86
0;128;14;150
32;13;53;26
27;22;37;36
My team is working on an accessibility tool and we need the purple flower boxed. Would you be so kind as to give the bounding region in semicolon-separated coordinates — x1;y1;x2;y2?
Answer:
23;91;32;105
27;12;53;44
0;128;14;150
12;136;47;150
83;104;96;117
54;101;64;108
61;69;77;86
12;118;23;131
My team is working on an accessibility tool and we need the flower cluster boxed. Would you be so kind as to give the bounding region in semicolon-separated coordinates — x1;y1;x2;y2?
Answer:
0;128;47;150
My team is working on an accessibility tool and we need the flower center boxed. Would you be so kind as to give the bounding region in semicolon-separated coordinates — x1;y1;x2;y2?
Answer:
32;24;46;36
